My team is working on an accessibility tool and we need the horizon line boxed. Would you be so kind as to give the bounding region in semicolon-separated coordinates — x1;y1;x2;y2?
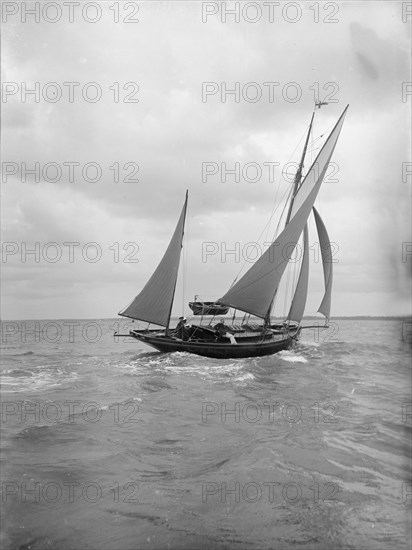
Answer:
1;314;411;322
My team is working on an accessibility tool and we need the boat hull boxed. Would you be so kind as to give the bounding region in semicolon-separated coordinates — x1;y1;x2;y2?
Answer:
188;301;229;316
129;330;299;359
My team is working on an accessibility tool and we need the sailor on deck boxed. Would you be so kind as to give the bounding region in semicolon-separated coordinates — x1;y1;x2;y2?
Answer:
214;319;227;337
175;316;188;339
214;319;237;345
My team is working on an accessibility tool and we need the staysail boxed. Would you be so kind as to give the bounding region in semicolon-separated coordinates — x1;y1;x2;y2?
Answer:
313;207;333;320
287;224;309;323
119;191;188;327
219;105;348;319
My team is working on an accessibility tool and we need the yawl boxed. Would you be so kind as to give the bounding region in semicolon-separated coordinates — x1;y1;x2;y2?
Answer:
116;105;348;358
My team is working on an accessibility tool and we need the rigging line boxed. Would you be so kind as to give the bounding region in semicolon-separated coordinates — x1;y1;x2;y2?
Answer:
259;180;294;252
269;125;315;243
226;183;293;291
308;133;324;146
262;183;293;243
230;123;310;288
283;261;291;318
231;309;236;324
285;131;315;316
289;232;302;316
270;183;293;243
226;121;312;291
264;124;310;243
181;206;189;316
284;125;315;306
291;261;297;315
271;286;278;317
290;256;297;316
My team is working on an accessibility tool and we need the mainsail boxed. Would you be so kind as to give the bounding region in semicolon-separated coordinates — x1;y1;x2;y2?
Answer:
287;223;309;323
313;206;333;320
119;191;188;327
219;105;348;319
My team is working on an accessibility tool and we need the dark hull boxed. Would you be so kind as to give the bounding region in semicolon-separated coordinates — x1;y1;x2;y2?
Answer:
188;302;229;316
129;330;299;359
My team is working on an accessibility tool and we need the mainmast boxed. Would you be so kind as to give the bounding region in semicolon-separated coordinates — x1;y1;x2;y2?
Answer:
165;190;188;336
264;104;319;326
119;190;188;331
285;111;315;226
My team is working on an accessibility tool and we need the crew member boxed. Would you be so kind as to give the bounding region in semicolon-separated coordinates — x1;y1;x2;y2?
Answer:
215;319;230;340
214;319;237;344
175;316;187;339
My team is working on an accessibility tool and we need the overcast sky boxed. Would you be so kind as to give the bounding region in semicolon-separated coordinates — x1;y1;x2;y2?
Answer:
2;1;411;320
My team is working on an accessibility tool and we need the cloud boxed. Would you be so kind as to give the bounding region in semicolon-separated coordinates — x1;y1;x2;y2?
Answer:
2;2;411;318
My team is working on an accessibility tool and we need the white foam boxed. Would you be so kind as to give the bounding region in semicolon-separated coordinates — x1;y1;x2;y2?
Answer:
235;372;256;382
278;350;308;363
300;339;320;347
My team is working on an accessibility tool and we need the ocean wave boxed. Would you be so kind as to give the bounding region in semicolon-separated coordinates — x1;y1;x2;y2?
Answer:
15;424;56;441
1;366;80;393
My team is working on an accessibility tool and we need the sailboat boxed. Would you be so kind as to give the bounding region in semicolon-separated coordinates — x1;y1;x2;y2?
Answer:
116;105;348;359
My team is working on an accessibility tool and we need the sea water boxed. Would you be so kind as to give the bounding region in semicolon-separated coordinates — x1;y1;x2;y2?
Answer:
1;318;411;550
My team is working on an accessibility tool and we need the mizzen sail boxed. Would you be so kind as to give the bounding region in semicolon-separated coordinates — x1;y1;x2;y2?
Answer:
313;207;333;320
219;106;348;318
119;192;188;326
